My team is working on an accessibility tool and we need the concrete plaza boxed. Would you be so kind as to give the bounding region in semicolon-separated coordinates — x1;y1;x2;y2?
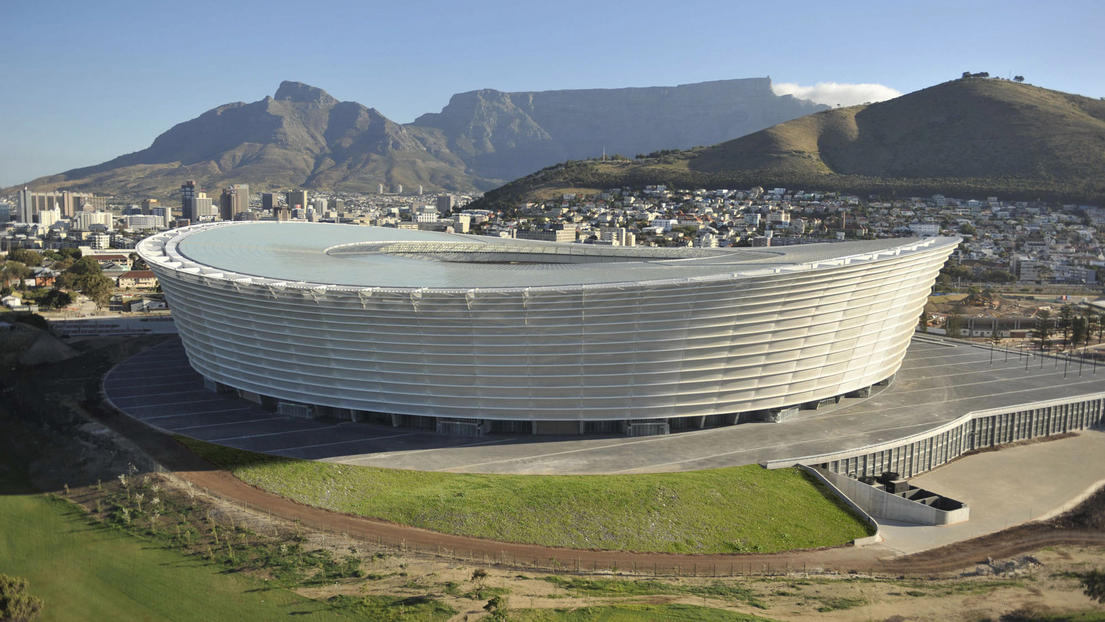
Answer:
103;336;1104;474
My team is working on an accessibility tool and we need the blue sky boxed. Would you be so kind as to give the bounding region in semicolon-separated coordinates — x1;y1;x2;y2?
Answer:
2;0;1103;187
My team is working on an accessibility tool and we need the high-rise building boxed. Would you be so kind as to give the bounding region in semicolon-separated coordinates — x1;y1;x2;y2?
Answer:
395;184;403;194
328;198;344;212
150;206;172;229
74;194;107;212
17;190;102;219
37;207;61;228
142;198;159;214
436;194;455;213
194;193;216;221
0;203;11;223
17;188;33;223
219;184;249;220
181;181;198;222
454;213;471;233
123;214;162;229
286;190;307;211
261;193;276;214
90;232;112;249
60;191;77;217
220;188;233;220
72;211;114;231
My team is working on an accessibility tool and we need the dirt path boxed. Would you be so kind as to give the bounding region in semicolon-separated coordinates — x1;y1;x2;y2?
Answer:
87;399;1105;577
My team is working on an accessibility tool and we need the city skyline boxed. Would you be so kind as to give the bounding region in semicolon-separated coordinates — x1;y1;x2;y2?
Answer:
3;0;1104;187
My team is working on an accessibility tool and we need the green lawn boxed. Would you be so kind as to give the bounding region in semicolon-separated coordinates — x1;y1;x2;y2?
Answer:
183;439;872;554
0;465;349;622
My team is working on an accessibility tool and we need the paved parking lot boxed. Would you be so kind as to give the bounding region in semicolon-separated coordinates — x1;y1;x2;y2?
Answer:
104;337;1105;474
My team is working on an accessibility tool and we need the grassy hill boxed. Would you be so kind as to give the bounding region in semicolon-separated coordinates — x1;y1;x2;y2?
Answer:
476;78;1105;208
183;439;872;555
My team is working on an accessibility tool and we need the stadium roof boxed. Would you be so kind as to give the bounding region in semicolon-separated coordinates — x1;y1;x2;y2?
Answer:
160;222;959;290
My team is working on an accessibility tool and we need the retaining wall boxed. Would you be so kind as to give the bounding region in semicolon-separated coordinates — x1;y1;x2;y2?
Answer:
765;393;1105;479
814;468;969;525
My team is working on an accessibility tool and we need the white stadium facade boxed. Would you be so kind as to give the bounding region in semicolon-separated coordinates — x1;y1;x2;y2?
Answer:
138;222;959;435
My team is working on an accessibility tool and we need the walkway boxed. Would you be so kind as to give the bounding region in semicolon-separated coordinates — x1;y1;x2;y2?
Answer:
103;337;1105;474
873;429;1105;555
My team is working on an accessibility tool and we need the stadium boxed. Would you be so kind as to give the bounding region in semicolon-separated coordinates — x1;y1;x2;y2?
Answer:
137;222;960;436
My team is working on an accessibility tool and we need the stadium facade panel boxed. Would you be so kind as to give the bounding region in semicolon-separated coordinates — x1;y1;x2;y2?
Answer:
138;223;959;427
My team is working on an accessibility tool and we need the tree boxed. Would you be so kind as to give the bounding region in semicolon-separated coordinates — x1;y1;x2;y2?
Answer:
1082;569;1105;603
56;257;114;308
129;252;149;271
6;249;42;267
1071;315;1089;347
1033;309;1054;351
483;595;508;621
51;257;75;272
39;288;73;309
979;269;1015;283
945;314;965;337
1;261;31;289
1058;304;1075;344
1014;75;1025;82
0;573;44;621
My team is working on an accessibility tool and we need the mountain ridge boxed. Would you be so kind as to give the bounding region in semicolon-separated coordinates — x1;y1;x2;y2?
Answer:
473;78;1105;208
9;78;826;198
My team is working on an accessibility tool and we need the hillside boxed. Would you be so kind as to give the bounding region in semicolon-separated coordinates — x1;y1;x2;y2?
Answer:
476;79;1105;208
9;78;824;198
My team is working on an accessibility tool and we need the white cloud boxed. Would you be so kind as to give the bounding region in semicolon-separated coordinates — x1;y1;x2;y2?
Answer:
772;81;902;108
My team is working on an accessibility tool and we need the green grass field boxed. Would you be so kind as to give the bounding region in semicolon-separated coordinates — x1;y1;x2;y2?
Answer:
0;464;351;622
183;439;871;554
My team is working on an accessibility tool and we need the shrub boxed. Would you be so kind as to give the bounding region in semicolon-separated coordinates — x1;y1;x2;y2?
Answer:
0;574;44;621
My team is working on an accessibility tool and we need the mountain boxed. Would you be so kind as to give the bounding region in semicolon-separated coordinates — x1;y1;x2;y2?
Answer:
11;78;825;198
410;78;824;181
475;78;1105;207
16;82;478;197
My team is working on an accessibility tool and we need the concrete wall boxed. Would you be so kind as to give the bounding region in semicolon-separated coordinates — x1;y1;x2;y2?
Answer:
765;393;1105;479
815;468;969;525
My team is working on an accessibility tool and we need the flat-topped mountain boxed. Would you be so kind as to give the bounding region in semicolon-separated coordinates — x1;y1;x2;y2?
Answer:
411;78;824;181
476;78;1105;207
11;78;825;197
